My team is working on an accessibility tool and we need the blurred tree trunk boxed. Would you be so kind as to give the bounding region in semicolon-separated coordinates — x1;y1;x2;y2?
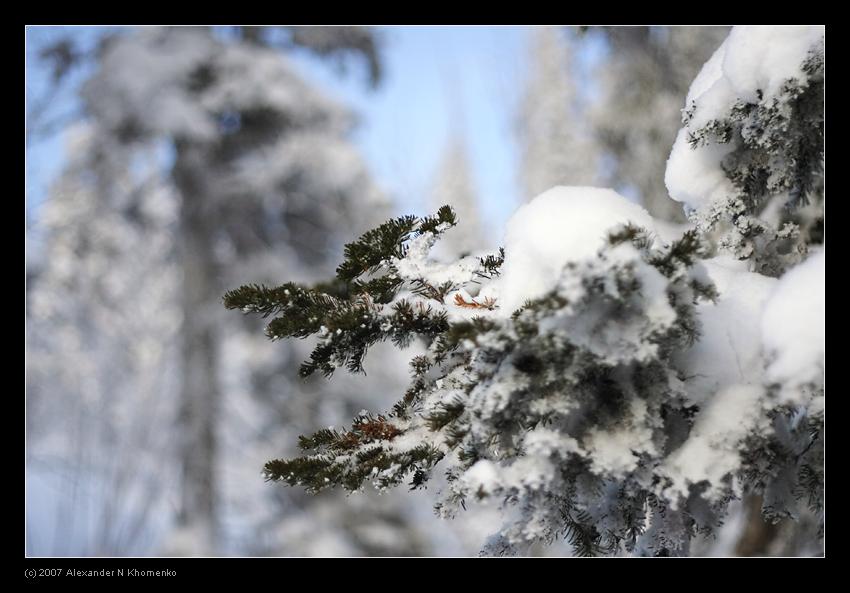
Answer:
173;140;220;552
734;495;779;556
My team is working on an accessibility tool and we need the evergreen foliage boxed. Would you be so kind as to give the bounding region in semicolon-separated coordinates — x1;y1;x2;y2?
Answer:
225;26;824;556
670;33;824;277
228;205;731;555
27;25;439;556
225;206;461;378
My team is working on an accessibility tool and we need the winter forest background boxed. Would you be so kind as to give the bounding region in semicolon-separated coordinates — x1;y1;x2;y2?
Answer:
24;25;824;557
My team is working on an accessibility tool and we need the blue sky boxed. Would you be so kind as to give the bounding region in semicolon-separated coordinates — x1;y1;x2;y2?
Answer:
25;26;587;244
287;26;530;241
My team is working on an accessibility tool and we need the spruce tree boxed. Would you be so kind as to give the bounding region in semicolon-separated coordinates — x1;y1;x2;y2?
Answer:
27;26;435;556
429;134;485;258
518;27;601;199
588;26;730;222
227;26;824;556
27;124;180;555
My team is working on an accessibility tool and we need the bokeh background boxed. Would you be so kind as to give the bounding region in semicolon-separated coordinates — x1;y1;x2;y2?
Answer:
25;25;736;556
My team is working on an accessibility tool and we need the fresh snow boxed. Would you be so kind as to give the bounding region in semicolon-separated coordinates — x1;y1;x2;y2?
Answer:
665;26;825;213
686;26;824;130
665;129;737;217
672;256;776;405
761;250;825;394
494;186;657;315
392;231;481;289
662;384;767;503
584;398;657;477
463;459;501;494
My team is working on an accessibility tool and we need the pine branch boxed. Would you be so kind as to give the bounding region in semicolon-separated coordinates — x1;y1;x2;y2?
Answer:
335;205;458;282
476;247;505;279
